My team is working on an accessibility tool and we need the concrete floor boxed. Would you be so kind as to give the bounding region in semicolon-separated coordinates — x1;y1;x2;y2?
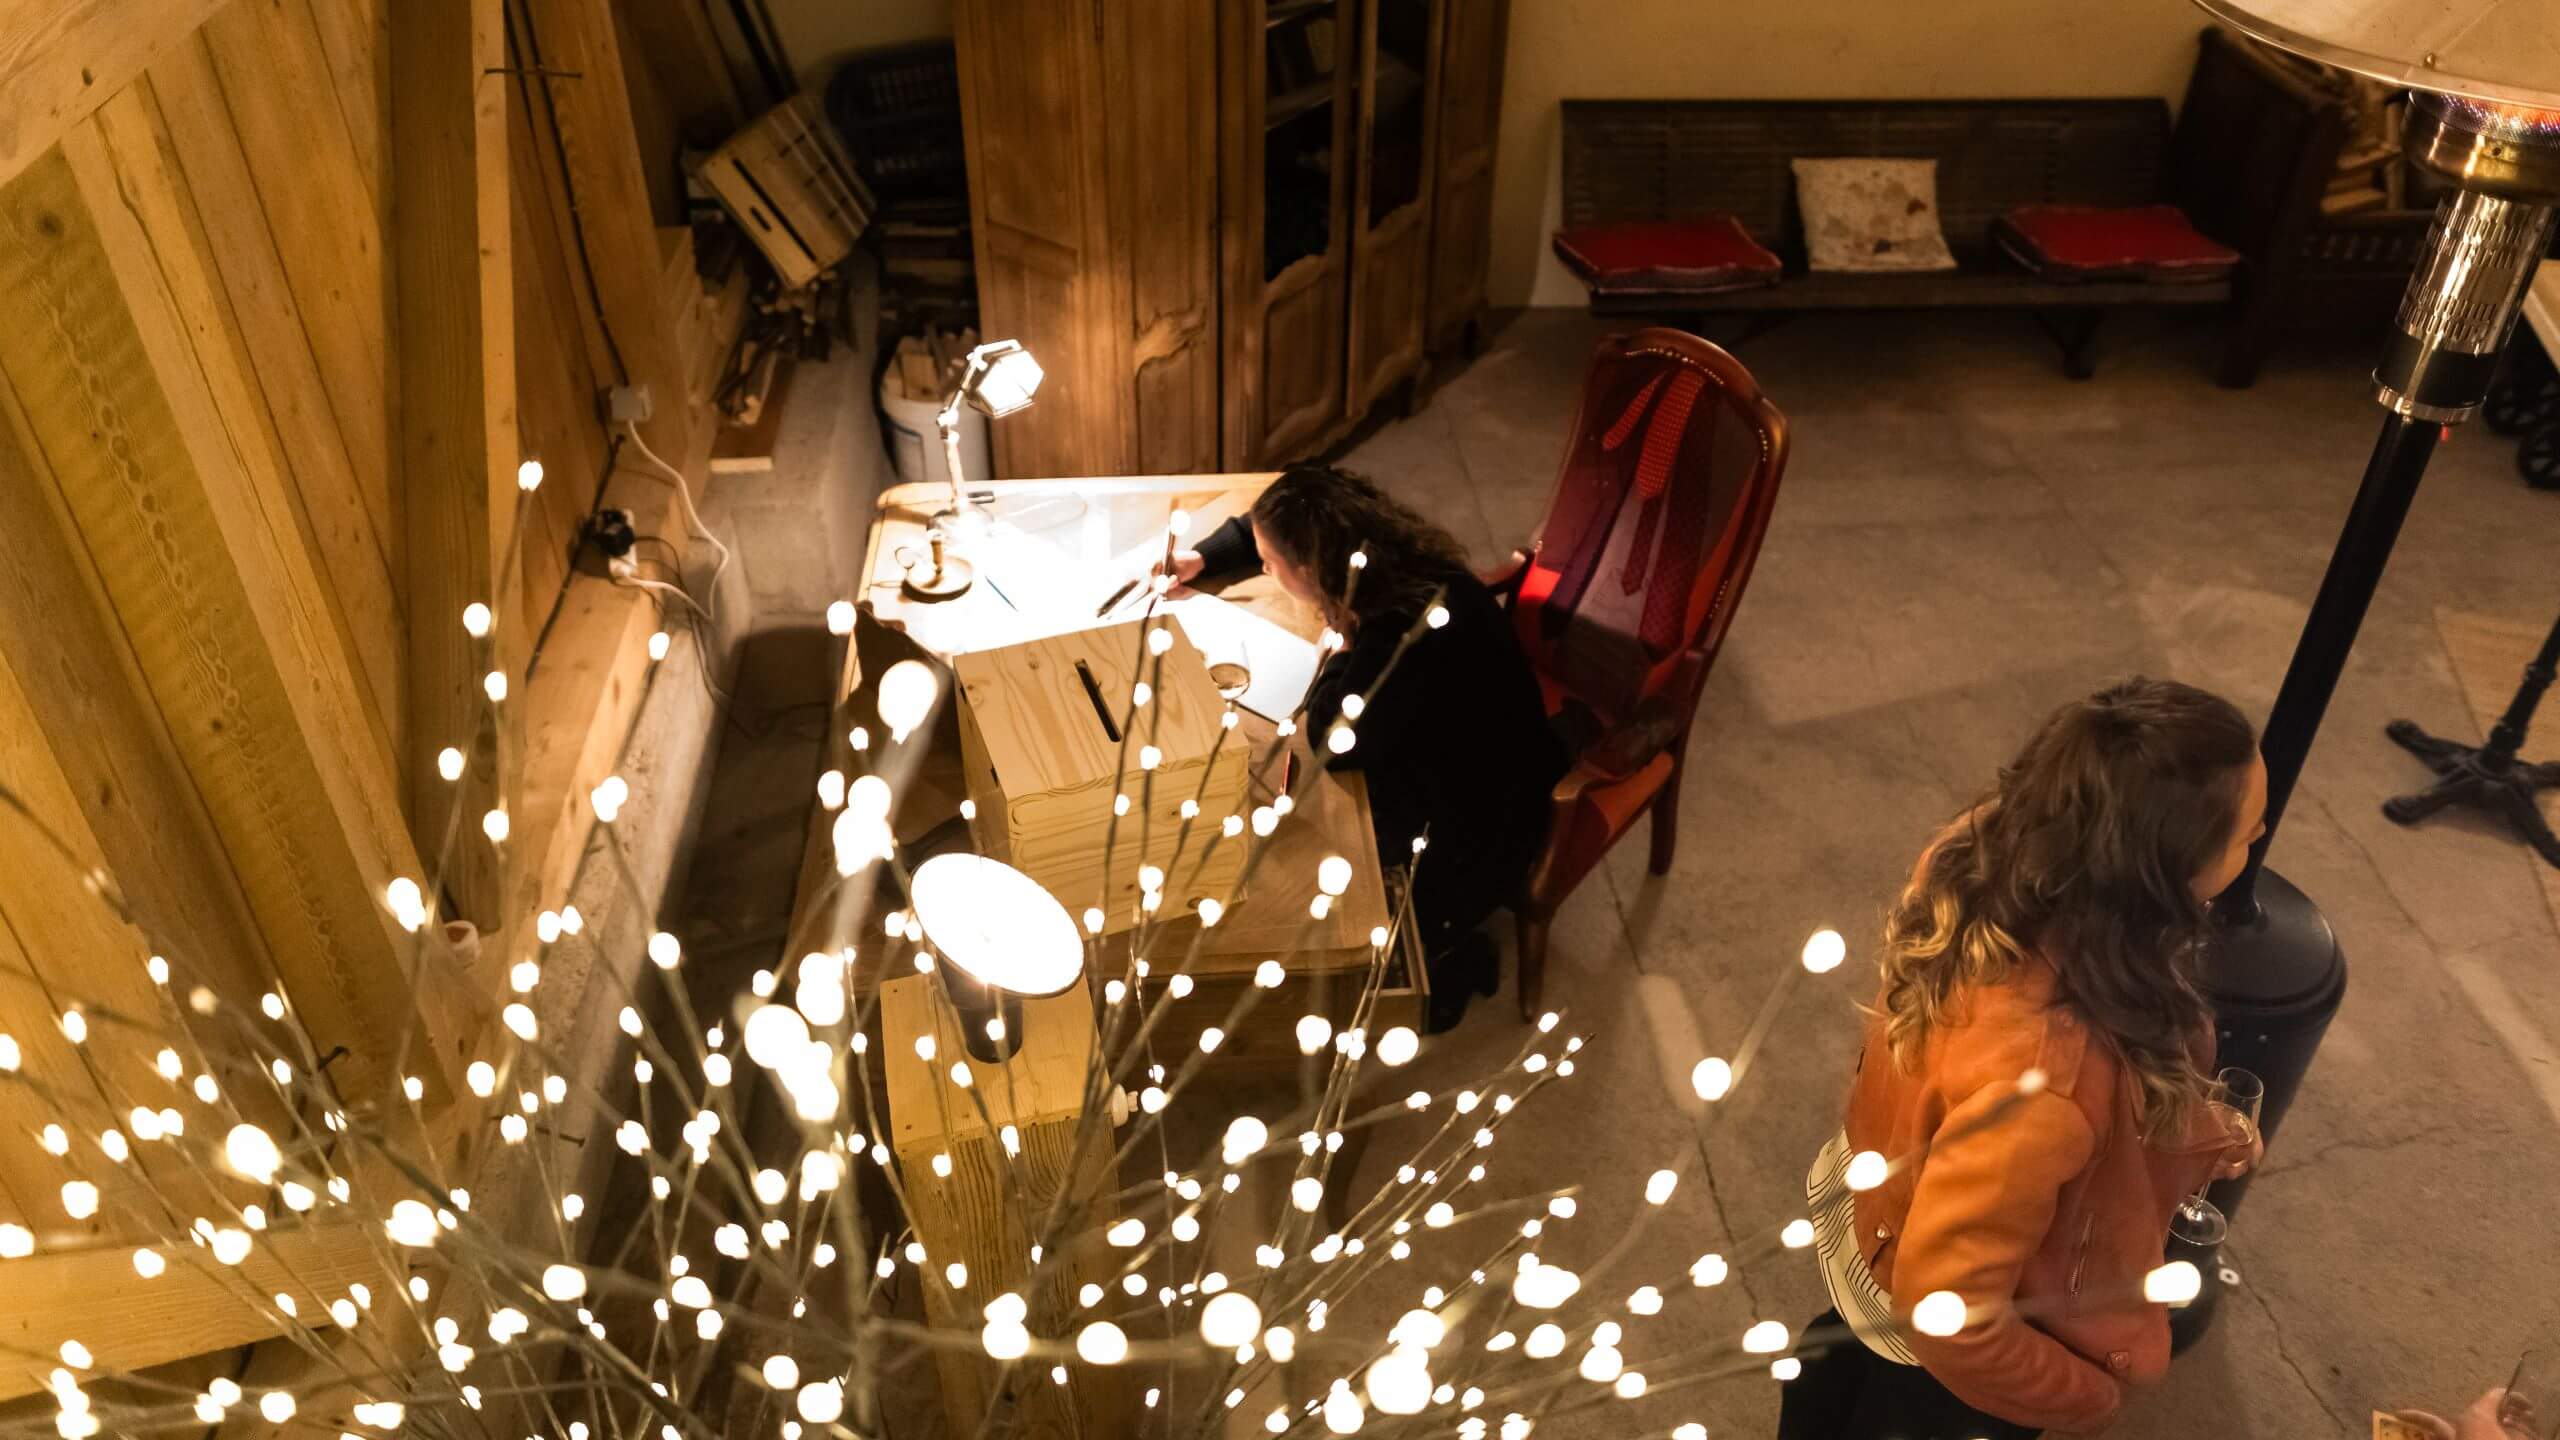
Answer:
1329;307;2560;1438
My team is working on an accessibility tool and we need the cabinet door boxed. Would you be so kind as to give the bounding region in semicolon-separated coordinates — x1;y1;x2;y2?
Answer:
1427;0;1505;351
1102;0;1219;474
1223;0;1357;468
1345;0;1442;415
954;0;1116;478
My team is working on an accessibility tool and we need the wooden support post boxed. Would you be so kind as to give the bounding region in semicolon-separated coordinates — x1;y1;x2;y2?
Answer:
0;129;467;1097
391;0;517;937
0;1227;389;1401
0;0;235;185
521;0;694;465
881;978;1129;1440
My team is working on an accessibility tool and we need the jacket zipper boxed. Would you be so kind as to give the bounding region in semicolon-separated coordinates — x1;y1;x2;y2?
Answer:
2067;1212;2095;1304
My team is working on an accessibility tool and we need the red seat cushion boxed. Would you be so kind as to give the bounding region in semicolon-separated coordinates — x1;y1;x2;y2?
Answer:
1993;204;2240;283
1552;218;1782;295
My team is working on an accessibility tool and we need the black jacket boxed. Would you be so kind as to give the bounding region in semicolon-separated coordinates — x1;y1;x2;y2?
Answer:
1194;516;1564;931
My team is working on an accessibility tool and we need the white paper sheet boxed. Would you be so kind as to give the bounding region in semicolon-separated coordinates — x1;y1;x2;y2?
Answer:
1158;592;1321;722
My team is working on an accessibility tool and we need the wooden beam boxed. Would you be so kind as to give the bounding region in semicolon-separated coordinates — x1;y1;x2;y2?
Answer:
0;135;462;1097
0;1226;389;1400
0;0;233;185
390;0;516;933
521;0;694;462
618;0;746;148
103;65;403;787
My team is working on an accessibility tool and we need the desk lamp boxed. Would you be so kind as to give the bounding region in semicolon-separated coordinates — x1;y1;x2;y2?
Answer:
907;852;1082;1064
2171;0;2559;1336
903;339;1045;602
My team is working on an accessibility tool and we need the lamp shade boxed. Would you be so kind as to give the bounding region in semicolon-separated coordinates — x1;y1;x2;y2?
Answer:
2192;0;2560;111
908;853;1083;996
963;340;1043;418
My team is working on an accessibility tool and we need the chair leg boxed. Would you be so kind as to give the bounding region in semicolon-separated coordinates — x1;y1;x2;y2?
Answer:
1648;771;1683;878
1514;905;1551;1023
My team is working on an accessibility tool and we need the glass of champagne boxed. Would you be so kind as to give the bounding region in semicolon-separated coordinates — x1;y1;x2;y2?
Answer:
2167;1068;2264;1247
2502;1349;2556;1440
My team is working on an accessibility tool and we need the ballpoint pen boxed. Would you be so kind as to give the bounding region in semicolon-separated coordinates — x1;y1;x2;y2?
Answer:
1094;577;1142;618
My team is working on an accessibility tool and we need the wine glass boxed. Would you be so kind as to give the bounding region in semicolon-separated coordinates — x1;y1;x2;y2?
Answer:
2167;1068;2264;1247
2502;1349;2556;1440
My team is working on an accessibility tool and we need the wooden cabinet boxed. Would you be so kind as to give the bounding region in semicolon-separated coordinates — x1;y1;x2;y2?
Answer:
954;0;1505;479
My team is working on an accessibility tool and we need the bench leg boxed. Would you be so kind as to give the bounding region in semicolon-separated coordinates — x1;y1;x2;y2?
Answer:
2035;307;2104;380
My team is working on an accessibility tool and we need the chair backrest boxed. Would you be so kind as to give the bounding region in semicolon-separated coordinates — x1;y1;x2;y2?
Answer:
1511;328;1787;734
1561;98;2173;267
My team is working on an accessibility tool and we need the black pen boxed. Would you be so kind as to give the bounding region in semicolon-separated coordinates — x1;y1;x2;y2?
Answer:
1095;577;1141;618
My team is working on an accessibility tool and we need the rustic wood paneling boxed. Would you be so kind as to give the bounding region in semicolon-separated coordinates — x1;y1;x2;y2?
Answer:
198;0;394;552
0;140;444;1096
138;54;404;767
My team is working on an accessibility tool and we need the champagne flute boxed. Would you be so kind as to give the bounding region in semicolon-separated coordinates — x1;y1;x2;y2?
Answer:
2166;1068;2265;1247
2502;1349;2555;1440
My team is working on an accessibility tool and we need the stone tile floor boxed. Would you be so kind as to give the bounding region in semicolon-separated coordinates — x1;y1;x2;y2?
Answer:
1328;307;2560;1438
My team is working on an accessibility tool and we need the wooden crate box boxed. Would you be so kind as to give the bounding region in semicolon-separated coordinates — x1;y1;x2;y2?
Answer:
699;95;874;290
954;619;1248;931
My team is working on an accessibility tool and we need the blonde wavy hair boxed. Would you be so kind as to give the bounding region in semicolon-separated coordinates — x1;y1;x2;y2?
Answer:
1875;678;2257;1136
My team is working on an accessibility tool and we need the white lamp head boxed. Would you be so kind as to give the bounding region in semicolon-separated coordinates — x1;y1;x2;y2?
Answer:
908;854;1082;998
962;340;1043;419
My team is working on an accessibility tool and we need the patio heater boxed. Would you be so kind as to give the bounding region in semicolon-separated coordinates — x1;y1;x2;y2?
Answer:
2171;0;2559;1343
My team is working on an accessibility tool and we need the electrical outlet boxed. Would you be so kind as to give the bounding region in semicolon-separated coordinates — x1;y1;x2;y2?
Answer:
604;384;655;425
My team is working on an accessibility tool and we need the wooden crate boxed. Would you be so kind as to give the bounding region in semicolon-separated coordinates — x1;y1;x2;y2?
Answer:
879;979;1130;1437
699;95;874;289
954;620;1248;932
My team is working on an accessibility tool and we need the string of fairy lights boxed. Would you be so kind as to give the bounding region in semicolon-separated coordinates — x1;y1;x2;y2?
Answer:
0;494;2204;1440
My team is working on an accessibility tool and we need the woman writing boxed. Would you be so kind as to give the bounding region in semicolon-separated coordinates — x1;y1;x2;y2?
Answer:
1161;464;1564;1030
1780;677;2268;1438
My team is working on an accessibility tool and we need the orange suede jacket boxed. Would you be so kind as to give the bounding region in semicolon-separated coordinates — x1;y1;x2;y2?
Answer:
1841;958;2226;1433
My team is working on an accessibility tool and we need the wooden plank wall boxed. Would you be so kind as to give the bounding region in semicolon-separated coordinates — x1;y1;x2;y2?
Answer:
0;0;748;1385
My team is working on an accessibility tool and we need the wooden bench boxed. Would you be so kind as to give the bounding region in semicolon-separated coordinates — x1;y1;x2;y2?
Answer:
1560;98;2234;378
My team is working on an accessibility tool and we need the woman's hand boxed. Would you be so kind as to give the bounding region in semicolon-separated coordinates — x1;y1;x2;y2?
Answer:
2214;1123;2265;1181
1153;550;1206;598
2393;1387;2528;1440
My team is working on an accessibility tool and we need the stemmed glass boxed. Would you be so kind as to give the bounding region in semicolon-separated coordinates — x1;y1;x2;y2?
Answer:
2167;1068;2264;1247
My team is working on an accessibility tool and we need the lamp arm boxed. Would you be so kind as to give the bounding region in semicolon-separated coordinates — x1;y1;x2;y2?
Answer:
937;353;993;514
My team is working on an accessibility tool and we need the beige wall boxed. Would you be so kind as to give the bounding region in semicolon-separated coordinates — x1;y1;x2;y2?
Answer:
768;0;953;94
1492;1;2213;307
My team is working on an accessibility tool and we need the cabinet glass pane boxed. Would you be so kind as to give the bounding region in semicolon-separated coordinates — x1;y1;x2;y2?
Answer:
1367;0;1429;220
1264;1;1339;280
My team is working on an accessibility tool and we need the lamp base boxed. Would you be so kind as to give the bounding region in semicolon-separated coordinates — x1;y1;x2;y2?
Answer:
901;554;976;602
2170;865;2348;1353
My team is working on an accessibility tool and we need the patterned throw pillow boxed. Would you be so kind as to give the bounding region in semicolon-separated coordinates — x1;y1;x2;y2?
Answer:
1790;158;1959;274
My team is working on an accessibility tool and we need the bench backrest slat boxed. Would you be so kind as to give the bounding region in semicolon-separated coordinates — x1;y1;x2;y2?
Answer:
1561;99;2173;265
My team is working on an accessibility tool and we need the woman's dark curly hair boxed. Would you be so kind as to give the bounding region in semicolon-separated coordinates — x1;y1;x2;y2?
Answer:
1877;677;2258;1136
1247;463;1472;633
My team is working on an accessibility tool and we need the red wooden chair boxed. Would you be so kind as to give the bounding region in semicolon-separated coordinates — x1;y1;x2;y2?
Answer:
1484;328;1789;1019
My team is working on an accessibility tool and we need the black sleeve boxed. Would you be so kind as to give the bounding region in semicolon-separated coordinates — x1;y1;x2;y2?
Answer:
1305;612;1433;774
1192;514;1259;578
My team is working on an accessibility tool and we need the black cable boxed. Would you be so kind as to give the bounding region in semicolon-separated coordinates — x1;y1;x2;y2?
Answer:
504;0;631;390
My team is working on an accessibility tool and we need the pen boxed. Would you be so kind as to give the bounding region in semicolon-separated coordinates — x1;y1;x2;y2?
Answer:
1095;577;1141;618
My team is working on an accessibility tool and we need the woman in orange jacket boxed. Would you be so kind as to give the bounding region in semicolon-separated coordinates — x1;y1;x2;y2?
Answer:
1778;677;2268;1439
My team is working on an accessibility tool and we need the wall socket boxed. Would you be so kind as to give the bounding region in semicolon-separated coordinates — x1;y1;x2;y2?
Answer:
603;384;654;425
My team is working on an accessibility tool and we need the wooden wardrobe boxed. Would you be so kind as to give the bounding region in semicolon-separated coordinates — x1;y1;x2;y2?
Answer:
950;0;1508;480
